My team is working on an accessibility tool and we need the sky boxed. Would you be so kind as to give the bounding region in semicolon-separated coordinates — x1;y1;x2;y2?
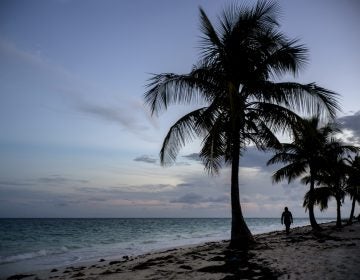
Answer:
0;0;359;218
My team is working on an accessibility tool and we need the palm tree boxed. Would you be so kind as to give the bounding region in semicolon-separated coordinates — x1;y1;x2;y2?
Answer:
145;1;339;247
345;154;360;224
267;117;338;230
304;140;358;228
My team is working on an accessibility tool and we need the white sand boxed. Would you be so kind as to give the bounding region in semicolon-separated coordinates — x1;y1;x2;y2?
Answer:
5;221;360;280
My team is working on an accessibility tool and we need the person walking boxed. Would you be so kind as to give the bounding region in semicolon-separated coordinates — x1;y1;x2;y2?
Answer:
281;207;293;235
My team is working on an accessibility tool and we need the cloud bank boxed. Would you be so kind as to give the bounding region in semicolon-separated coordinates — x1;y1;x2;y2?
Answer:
338;111;360;144
134;155;157;164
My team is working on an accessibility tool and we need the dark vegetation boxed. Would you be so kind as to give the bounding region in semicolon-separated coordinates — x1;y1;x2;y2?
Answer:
144;0;359;248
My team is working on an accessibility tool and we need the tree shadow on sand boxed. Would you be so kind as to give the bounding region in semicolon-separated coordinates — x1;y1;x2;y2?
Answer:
198;246;279;280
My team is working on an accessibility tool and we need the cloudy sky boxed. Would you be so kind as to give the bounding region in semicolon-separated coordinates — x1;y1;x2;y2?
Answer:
0;0;359;218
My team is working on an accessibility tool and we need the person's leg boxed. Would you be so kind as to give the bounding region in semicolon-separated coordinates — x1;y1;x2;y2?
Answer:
285;223;290;234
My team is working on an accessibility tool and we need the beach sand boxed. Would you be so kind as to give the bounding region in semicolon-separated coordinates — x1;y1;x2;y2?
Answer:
6;221;360;280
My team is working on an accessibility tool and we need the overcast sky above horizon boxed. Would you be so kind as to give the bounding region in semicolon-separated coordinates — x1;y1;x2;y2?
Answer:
1;0;359;218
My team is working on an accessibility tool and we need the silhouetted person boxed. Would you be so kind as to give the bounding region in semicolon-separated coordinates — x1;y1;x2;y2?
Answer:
281;207;293;235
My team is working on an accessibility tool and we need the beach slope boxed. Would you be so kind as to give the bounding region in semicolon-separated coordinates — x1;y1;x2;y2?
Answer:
7;221;360;280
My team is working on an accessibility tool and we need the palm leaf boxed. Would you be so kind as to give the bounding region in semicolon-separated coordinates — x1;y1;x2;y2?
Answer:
304;187;332;211
159;108;208;165
272;161;306;183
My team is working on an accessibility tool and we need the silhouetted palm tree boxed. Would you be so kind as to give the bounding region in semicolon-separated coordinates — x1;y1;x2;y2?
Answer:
267;117;338;230
145;1;339;247
345;154;360;224
304;140;358;227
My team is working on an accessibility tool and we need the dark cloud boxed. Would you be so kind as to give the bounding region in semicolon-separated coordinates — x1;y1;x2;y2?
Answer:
76;184;175;194
176;183;194;188
171;193;203;204
0;175;90;198
0;186;81;205
182;153;201;161
37;175;89;185
0;185;41;199
182;147;274;170
338;111;360;144
122;184;174;193
76;98;149;131
338;111;360;133
170;192;229;204
133;155;157;164
0;176;89;190
88;197;109;202
281;182;305;201
241;147;274;168
0;180;34;187
55;202;68;207
207;195;229;203
42;196;84;208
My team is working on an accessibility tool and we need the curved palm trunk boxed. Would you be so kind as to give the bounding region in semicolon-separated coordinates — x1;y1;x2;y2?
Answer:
336;195;342;228
309;177;321;231
348;197;356;224
229;137;254;248
228;84;254;249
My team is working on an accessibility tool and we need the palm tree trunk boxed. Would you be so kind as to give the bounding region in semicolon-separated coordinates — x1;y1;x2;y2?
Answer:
229;137;254;248
228;84;253;248
336;196;342;228
309;177;321;231
348;197;356;225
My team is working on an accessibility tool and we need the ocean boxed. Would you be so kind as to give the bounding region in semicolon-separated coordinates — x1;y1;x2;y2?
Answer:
0;218;333;277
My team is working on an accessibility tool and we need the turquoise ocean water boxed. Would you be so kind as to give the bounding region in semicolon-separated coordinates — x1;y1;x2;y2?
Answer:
0;218;333;277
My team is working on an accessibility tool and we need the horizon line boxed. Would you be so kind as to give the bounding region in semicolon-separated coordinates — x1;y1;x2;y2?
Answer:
0;217;336;219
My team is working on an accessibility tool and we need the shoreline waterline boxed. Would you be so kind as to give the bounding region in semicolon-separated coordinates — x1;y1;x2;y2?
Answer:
0;218;335;278
4;220;360;280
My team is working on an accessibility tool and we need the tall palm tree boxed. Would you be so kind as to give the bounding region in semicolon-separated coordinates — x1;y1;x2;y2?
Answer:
145;1;339;247
345;154;360;224
267;117;338;230
304;140;358;228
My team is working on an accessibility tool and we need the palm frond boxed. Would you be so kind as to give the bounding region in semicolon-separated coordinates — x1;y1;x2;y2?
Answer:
246;119;281;150
303;187;332;211
285;83;340;120
252;102;303;134
272;161;306;183
199;8;223;63
145;73;205;115
159;108;208;165
199;118;227;174
300;175;311;186
267;150;301;166
255;82;339;120
257;36;308;78
247;0;279;31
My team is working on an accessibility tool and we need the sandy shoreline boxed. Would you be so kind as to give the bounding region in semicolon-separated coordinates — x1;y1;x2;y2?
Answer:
4;221;360;280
